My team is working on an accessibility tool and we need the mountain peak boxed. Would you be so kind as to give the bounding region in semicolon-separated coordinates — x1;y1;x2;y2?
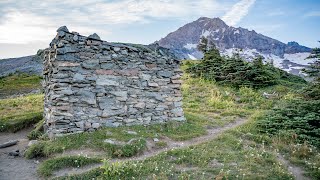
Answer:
157;17;311;59
196;17;228;28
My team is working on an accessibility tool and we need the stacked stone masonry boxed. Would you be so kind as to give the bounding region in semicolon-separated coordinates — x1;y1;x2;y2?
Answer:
43;26;185;137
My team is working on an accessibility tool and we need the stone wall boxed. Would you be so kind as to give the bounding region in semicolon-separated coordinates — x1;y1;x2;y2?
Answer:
43;26;185;137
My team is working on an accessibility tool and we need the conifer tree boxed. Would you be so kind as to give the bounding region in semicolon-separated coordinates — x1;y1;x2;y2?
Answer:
303;42;320;99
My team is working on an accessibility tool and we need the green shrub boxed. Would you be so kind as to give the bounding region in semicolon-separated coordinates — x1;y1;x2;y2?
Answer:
109;138;146;158
25;141;64;159
25;142;46;159
257;99;320;147
28;119;44;140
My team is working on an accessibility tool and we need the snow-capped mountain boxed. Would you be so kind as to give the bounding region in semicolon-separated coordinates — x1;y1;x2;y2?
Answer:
156;17;314;76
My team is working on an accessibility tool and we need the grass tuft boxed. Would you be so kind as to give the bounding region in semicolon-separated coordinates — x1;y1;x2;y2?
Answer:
38;156;101;177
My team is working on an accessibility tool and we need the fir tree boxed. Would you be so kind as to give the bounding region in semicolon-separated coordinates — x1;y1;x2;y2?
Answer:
303;42;320;99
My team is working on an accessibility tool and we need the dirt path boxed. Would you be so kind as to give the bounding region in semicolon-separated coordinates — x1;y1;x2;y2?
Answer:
277;154;310;180
0;127;40;180
53;118;248;177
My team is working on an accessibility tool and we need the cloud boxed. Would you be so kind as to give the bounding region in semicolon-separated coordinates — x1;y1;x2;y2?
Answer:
222;0;256;26
304;11;320;17
0;10;106;44
0;0;234;44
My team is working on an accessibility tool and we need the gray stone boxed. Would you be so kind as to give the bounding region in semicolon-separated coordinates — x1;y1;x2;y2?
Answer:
57;26;69;32
98;97;116;109
158;70;173;78
134;102;145;109
104;139;125;146
146;92;164;101
73;35;79;41
77;90;96;105
102;108;125;117
110;91;127;101
101;63;114;69
96;78;119;86
113;47;121;52
88;33;101;40
56;54;79;61
148;82;159;87
75;122;84;129
174;101;183;107
92;123;100;129
140;74;151;81
125;130;138;135
73;73;85;82
57;31;65;37
56;89;73;95
171;107;183;116
82;59;100;69
172;117;185;121
28;140;39;147
153;138;159;142
57;46;79;54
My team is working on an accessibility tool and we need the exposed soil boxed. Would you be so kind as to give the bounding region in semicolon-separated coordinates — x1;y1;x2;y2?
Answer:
0;127;40;180
277;154;310;180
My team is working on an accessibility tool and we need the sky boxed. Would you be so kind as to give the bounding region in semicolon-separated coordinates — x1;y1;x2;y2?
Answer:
0;0;319;59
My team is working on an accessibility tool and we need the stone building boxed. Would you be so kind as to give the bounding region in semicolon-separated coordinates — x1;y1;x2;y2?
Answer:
43;26;185;137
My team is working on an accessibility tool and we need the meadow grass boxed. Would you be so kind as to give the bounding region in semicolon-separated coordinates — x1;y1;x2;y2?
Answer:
23;66;318;179
0;94;43;132
38;156;101;177
0;74;42;97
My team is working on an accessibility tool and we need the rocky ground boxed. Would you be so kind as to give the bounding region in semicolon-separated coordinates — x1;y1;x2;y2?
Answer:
0;127;40;180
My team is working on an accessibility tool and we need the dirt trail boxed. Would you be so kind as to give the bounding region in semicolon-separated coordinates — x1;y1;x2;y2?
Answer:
277;154;310;180
53;118;248;178
0;127;41;180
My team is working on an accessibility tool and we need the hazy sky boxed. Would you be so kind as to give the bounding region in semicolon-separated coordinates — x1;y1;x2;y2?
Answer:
0;0;319;59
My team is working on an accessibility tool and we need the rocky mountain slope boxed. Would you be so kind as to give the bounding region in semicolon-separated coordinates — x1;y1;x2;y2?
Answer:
0;50;44;77
157;17;314;76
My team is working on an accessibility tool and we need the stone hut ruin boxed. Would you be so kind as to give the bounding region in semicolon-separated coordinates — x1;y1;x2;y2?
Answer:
43;26;185;137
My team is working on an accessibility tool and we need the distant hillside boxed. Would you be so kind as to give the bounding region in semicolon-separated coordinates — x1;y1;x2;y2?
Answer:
0;51;43;77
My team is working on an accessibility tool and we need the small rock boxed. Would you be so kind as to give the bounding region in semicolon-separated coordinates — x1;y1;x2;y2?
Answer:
104;139;126;146
148;82;159;87
126;130;138;135
8;151;19;157
88;33;101;40
92;123;100;129
28;140;39;147
153;138;159;142
57;26;69;32
106;131;113;135
134;102;145;109
73;35;79;41
113;47;121;52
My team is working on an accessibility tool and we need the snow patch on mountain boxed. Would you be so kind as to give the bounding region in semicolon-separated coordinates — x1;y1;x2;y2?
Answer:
184;43;198;50
188;54;197;60
284;53;313;66
222;48;315;76
202;30;211;37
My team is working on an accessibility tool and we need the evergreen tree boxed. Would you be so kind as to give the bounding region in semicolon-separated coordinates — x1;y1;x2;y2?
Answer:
304;44;320;82
303;42;320;99
187;38;306;89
